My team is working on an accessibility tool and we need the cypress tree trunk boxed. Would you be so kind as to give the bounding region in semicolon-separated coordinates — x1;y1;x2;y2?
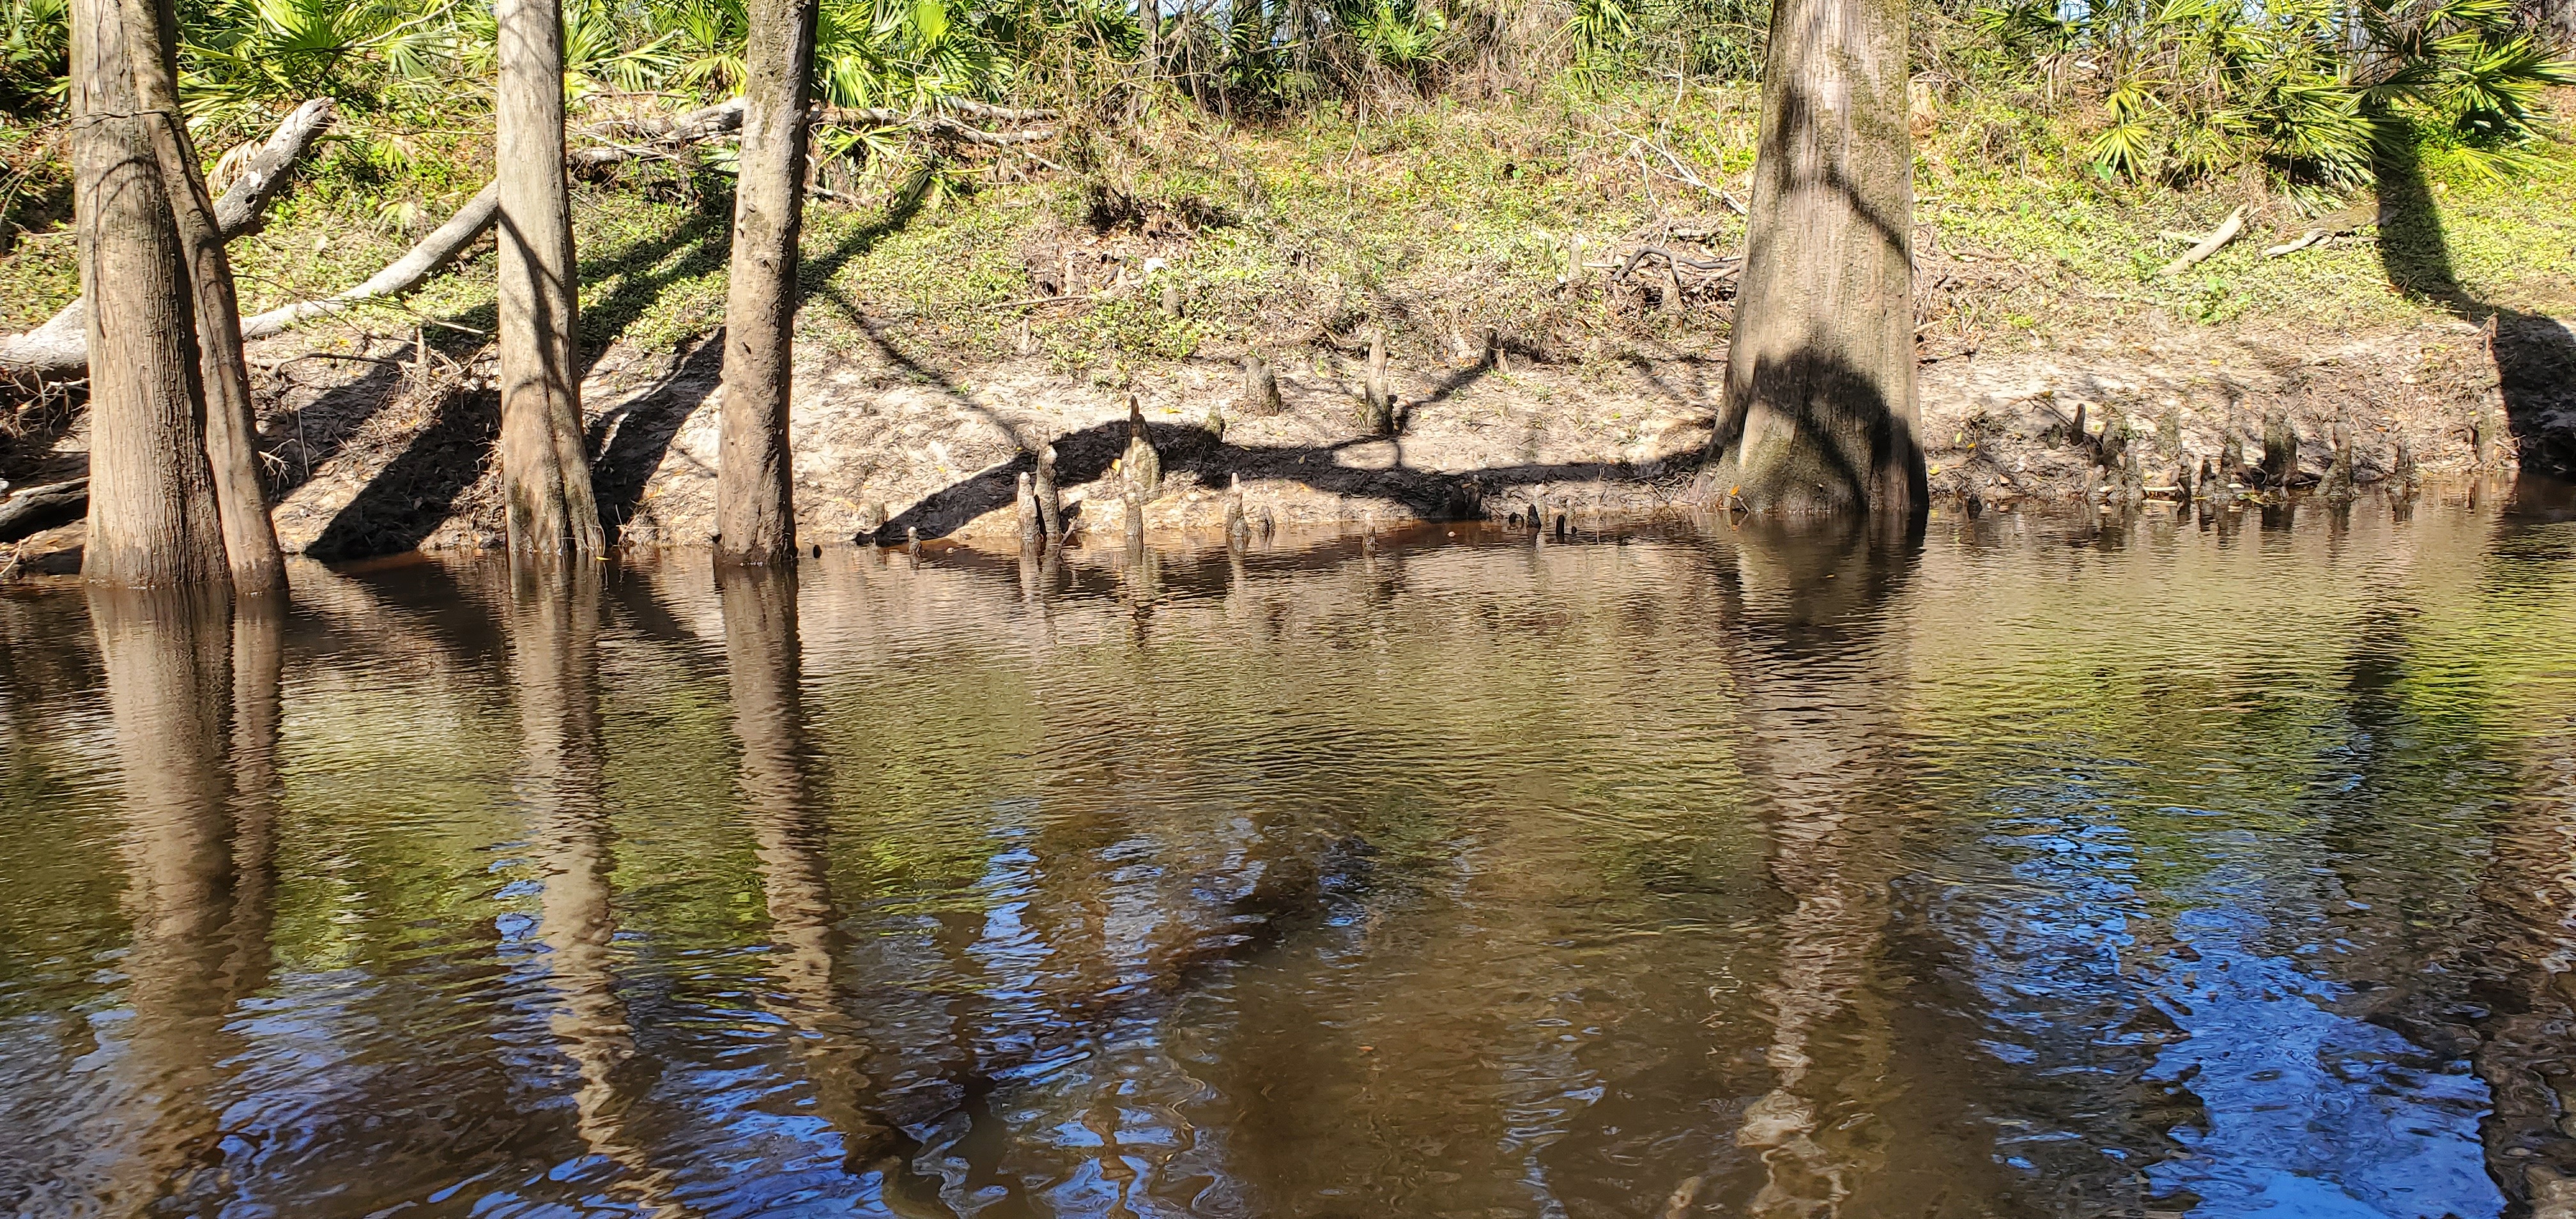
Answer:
70;0;231;586
119;22;282;590
494;0;604;561
165;138;284;592
715;0;819;565
99;0;283;588
1706;0;1922;516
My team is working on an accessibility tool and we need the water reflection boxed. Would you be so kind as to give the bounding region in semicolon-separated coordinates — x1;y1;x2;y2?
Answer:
1715;517;1933;1219
88;586;271;1212
510;565;694;1213
2;491;2574;1217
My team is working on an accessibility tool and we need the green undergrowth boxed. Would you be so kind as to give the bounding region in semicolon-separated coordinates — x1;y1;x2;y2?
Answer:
3;81;2570;376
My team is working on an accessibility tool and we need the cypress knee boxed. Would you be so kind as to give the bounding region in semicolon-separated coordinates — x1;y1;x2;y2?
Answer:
1034;445;1065;542
2260;412;2298;488
1364;331;1393;436
1225;473;1250;549
1244;353;1281;417
1121;397;1162;499
2321;414;2356;505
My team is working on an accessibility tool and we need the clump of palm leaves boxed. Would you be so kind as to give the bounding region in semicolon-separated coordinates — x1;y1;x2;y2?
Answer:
1566;0;1767;85
1976;0;2574;188
1;0;66;114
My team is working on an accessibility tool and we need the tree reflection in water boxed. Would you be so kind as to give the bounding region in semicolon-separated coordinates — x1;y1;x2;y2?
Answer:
510;563;692;1215
1713;516;1924;1219
4;498;2574;1217
87;586;278;1213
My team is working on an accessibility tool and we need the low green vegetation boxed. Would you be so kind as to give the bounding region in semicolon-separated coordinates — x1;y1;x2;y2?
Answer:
1;0;2568;374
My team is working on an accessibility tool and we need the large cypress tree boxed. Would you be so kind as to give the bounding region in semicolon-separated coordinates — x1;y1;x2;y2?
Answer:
1706;0;1924;516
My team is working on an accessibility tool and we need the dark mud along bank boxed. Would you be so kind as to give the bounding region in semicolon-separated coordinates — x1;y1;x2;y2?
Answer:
6;302;2572;576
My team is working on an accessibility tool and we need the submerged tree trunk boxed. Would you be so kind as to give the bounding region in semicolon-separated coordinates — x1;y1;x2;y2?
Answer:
1706;0;1921;516
715;0;820;564
494;0;604;561
70;0;233;586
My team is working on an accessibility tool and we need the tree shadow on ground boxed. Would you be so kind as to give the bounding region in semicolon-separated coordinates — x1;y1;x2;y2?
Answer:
2373;135;2576;477
1707;341;1926;514
259;352;411;500
308;210;730;557
873;415;1683;543
313;189;939;558
589;331;724;542
305;385;501;559
576;211;734;376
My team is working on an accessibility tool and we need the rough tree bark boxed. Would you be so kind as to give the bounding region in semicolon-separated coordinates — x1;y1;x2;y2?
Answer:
70;0;229;586
494;0;604;561
1705;0;1922;516
716;0;820;564
147;75;283;590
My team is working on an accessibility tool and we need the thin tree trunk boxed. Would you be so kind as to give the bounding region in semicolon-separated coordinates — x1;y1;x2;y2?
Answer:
70;0;228;586
1140;0;1160;93
1706;0;1921;516
716;0;820;564
494;0;604;561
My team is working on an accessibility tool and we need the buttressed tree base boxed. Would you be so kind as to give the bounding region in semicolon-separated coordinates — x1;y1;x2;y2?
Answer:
1707;0;1925;518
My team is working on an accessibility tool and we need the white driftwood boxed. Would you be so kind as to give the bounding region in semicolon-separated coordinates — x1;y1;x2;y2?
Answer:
2262;229;2331;257
241;183;501;339
2158;205;2248;277
1;97;337;377
6;95;1056;378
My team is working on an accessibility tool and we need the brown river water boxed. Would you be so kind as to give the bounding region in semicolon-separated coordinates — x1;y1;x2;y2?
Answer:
4;487;2575;1219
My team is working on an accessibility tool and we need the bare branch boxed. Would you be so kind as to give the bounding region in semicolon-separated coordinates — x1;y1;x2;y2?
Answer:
2157;204;2248;277
2;98;339;378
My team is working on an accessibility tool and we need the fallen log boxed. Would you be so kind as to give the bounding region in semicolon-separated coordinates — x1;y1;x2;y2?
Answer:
818;105;1055;146
240;183;499;339
0;98;338;377
572;98;749;167
0;477;88;543
2263;198;2381;257
4;95;1056;379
